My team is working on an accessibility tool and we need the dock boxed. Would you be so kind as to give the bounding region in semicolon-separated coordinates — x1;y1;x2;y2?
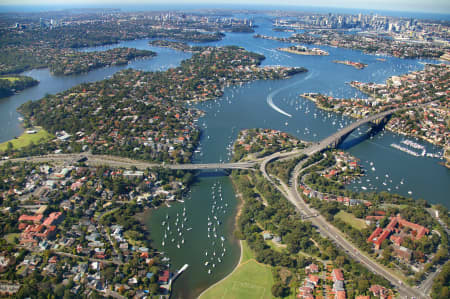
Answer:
168;264;189;290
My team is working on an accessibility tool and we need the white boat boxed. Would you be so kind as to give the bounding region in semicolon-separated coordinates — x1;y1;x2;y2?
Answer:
205;262;209;266
208;269;211;274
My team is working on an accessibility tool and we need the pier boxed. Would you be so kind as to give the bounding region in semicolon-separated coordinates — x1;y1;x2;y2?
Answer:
168;264;189;290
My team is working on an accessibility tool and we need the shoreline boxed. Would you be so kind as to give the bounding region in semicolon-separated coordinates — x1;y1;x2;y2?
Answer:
135;174;245;299
299;93;448;155
198;173;245;298
198;240;243;298
278;47;329;56
332;60;367;69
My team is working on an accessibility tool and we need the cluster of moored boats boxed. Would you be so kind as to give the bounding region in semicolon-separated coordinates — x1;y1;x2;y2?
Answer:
161;206;190;249
390;139;442;158
352;160;413;195
204;182;228;275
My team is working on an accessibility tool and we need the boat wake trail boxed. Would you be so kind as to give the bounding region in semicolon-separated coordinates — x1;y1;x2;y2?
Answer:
267;89;292;117
266;70;315;118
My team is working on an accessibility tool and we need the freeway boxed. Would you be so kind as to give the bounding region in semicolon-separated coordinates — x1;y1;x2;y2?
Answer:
290;163;427;298
0;104;421;171
259;151;428;299
2;104;436;297
0;153;256;170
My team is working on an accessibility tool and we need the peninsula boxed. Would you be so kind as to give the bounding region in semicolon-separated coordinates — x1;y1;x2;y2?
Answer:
0;75;39;98
300;63;449;150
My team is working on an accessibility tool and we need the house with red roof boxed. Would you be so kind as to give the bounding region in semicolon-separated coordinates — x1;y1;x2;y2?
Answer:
305;263;319;274
307;274;320;286
367;215;429;250
369;285;390;299
336;290;346;299
18;214;43;224
43;212;63;227
158;270;170;284
332;269;344;282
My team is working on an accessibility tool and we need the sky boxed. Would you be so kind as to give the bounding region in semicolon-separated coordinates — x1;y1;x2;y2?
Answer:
1;0;449;14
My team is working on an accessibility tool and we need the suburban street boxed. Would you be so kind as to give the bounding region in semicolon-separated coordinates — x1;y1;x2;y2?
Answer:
3;104;439;299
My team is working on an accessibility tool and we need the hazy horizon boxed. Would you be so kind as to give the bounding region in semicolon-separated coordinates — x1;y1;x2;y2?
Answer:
0;0;449;15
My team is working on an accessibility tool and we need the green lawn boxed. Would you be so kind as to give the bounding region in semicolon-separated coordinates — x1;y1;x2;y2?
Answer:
266;240;287;253
4;233;20;244
241;240;255;263
0;127;53;151
0;76;20;82
335;210;367;230
200;241;276;299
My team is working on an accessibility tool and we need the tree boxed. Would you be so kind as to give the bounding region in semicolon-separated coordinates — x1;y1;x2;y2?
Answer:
357;279;369;293
54;284;65;297
63;289;74;299
271;282;288;297
335;255;346;267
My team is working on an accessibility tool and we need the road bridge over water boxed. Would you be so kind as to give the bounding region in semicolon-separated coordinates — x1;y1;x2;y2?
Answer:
304;107;403;155
1;105;430;298
0;106;409;170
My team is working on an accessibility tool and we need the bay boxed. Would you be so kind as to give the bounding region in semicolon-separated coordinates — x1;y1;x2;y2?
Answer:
0;13;448;299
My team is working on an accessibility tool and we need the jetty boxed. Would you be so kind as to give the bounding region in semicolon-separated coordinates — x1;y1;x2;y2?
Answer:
168;264;189;290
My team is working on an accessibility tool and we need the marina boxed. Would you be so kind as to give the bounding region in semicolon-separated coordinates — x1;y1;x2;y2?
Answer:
390;139;443;158
0;14;448;299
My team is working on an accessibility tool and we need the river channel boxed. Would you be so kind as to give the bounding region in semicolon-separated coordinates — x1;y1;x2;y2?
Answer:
0;13;448;299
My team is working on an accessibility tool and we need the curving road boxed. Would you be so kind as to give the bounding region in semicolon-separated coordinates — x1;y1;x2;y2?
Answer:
259;151;428;299
2;104;434;298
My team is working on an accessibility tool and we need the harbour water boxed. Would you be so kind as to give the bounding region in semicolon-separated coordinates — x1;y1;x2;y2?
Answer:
145;175;240;299
0;13;448;299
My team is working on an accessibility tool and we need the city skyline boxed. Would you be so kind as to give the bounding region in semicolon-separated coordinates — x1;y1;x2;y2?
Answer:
1;0;450;14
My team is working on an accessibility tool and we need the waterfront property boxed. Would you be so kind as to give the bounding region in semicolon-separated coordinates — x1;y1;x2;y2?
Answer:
367;214;430;250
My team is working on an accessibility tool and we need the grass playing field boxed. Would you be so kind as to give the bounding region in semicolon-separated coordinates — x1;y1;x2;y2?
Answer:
0;127;53;151
335;210;368;230
0;76;21;82
200;241;276;299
